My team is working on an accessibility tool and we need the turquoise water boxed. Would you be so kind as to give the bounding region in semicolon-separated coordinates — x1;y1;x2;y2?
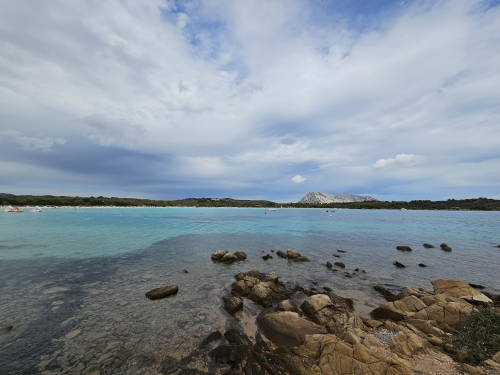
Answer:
0;208;499;374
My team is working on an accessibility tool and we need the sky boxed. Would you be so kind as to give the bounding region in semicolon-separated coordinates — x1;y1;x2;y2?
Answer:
1;0;500;202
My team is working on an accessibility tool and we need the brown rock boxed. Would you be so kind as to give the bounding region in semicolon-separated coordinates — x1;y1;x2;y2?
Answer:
366;319;383;329
440;243;452;251
374;285;398;302
423;243;435;248
390;331;427;356
393;261;406;268
211;250;228;261
233;251;247;260
276;250;287;258
223;296;243;314
221;252;239;263
334;261;345;268
396;246;412;252
326;261;333;269
277;299;298;312
257;311;326;347
431;280;492;304
145;285;178;300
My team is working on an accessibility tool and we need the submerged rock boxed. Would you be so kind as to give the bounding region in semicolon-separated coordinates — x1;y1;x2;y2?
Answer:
393;261;406;268
211;250;228;261
211;249;248;264
234;251;247;260
418;263;428;267
423;243;435;248
145;285;178;300
396;246;412;252
337;249;347;253
262;254;272;260
334;261;345;268
440;243;452;252
374;285;398;301
326;261;333;269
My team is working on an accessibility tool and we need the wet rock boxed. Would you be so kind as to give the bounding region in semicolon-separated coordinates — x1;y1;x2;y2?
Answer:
326;261;332;269
276;250;287;258
418;263;428;267
286;249;309;261
396;246;412;252
262;254;272;260
423;243;435;248
65;329;81;339
221;252;239;263
145;285;178;300
374;285;398;302
334;262;345;268
468;283;485;290
249;281;288;307
431;279;492;305
234;251;247;260
337;249;347;253
257;311;326;347
333;254;341;258
323;286;332;292
223;296;243;314
182;269;189;273
211;250;228;261
440;243;452;252
393;261;406;268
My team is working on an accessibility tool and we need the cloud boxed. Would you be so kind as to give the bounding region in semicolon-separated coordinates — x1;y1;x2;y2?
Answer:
373;154;426;169
0;0;499;200
291;175;306;184
0;130;66;152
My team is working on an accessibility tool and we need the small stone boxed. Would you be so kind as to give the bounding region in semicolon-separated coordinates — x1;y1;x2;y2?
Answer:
423;243;435;248
145;285;178;300
183;269;188;273
334;262;345;268
262;254;272;260
326;261;332;269
418;263;428;267
440;243;452;251
393;261;406;268
337;249;346;253
396;246;412;252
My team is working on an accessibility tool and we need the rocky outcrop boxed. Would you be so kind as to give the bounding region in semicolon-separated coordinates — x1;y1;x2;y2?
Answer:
231;270;290;307
211;250;247;264
145;285;178;300
431;280;492;305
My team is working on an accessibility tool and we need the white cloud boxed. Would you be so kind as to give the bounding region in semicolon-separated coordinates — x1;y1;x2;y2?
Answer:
373;154;426;169
291;174;306;183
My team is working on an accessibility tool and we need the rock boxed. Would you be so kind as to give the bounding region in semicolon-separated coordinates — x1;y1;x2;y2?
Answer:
145;285;178;300
257;311;326;347
423;243;435;248
484;359;500;371
337;249;347;253
277;299;298;312
223;296;243;314
326;261;332;269
431;280;492;304
248;281;289;307
389;330;427;356
182;269;189;273
334;262;345;268
234;251;247;260
396;246;412;252
393;261;406;268
371;295;426;321
221;252;239;263
285;333;412;375
418;263;428;267
262;254;272;260
265;274;279;283
462;364;485;374
440;243;452;251
286;249;309;261
374;285;398;302
333;254;341;258
276;250;287;258
211;250;228;261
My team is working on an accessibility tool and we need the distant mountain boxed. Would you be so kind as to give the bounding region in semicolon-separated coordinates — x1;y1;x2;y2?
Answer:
299;192;377;204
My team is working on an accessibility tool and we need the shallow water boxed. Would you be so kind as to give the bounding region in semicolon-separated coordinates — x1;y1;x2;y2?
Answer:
0;208;499;374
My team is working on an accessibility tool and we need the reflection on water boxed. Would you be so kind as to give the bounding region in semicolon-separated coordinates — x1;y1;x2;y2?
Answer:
0;209;499;374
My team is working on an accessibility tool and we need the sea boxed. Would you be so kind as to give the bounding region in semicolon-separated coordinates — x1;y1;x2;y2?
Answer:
0;207;499;374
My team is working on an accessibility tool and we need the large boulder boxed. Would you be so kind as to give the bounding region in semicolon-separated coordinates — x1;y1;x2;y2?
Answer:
283;334;412;375
145;285;178;300
249;281;288;307
257;311;326;347
431;280;492;305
